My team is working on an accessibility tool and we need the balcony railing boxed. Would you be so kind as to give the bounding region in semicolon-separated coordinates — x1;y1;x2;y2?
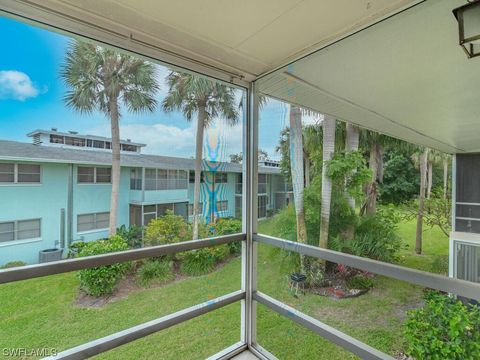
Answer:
1;231;479;360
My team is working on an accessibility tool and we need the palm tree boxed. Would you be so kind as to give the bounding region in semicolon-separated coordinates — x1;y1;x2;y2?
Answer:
415;147;429;254
319;115;336;250
426;150;443;199
442;154;451;199
61;40;159;235
162;72;238;240
345;123;360;209
289;106;307;268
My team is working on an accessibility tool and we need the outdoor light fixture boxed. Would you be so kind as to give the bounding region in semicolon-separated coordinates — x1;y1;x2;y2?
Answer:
453;0;480;58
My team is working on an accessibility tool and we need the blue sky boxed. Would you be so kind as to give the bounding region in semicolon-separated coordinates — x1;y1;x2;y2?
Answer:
0;15;298;161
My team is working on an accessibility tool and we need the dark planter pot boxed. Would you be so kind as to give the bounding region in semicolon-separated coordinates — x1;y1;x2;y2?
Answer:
39;248;63;263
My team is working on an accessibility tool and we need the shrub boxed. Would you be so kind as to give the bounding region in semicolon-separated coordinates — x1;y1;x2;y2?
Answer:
347;274;374;290
405;292;480;360
214;218;242;255
137;259;173;287
181;245;229;276
117;224;143;248
1;260;27;269
68;241;87;258
143;210;189;247
77;235;129;296
353;206;402;262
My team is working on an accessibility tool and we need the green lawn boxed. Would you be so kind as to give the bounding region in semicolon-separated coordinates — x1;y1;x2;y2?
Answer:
0;218;448;359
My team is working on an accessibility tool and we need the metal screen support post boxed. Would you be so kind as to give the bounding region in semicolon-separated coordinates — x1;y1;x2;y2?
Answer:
241;81;259;348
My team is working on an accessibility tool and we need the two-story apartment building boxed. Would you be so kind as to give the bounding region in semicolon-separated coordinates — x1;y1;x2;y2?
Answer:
0;129;290;265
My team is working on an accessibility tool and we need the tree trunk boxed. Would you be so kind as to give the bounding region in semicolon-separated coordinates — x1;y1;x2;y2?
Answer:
108;97;121;235
289;106;307;270
192;106;206;240
304;151;310;188
427;162;433;199
377;145;384;184
416;148;429;254
366;141;379;216
345;123;360;209
443;159;448;199
319;116;336;249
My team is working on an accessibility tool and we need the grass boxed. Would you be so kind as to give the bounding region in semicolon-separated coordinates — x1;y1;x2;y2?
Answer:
0;217;449;359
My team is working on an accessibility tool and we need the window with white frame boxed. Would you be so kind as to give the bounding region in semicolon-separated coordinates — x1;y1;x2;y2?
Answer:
144;169;188;191
0;163;41;184
0;219;41;242
189;171;205;183
77;166;111;184
77;212;109;232
235;173;242;194
258;173;267;194
214;172;228;184
216;200;228;212
130;168;142;190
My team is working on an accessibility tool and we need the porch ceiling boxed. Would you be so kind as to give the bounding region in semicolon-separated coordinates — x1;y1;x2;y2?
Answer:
258;0;480;154
0;0;418;82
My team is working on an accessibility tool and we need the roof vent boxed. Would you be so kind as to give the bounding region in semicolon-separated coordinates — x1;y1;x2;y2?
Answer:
51;128;58;132
69;131;78;135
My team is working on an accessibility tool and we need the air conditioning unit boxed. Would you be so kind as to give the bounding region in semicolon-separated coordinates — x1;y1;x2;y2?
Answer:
449;231;480;284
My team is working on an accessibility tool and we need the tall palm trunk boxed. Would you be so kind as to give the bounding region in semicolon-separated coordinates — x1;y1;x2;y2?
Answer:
427;162;433;199
109;97;120;235
345;123;360;209
192;106;206;240
416;148;429;254
289;106;307;270
366;141;379;216
304;151;310;188
443;159;448;199
319;116;336;249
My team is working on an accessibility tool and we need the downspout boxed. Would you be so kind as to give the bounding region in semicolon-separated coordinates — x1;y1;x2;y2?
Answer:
67;164;74;247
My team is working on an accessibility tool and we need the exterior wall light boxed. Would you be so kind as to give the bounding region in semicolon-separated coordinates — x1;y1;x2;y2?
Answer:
453;0;480;58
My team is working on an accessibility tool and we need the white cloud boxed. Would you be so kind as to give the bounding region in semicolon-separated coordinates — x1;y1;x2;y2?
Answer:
88;119;243;160
0;70;42;101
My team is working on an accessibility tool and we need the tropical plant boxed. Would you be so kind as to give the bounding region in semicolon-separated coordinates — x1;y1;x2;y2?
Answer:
61;40;159;235
214;217;242;255
180;245;229;276
405;291;480;360
345;123;360;208
162;72;239;240
77;235;129;296
143;210;190;247
326;151;371;203
137;259;174;287
117;224;143;248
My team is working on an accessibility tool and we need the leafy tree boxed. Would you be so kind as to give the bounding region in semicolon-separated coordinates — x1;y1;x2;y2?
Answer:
229;149;269;164
345;123;360;208
379;149;419;204
61;40;159;235
163;72;238;240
